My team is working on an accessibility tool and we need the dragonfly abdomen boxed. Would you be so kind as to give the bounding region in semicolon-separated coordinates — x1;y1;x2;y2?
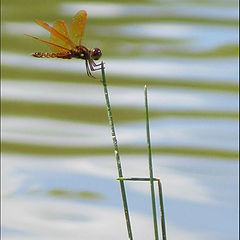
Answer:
32;52;72;59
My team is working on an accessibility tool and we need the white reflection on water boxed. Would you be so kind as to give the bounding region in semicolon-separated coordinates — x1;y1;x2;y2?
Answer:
118;118;238;150
2;52;238;82
2;117;110;147
2;116;237;150
118;23;237;50
3;198;152;240
2;80;238;112
60;2;238;20
3;22;48;36
2;154;238;240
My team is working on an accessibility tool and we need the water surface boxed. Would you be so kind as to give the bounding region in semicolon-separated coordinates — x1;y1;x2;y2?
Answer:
1;0;238;239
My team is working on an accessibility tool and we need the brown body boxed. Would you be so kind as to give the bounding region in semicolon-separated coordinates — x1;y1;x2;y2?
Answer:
32;45;89;59
32;45;102;78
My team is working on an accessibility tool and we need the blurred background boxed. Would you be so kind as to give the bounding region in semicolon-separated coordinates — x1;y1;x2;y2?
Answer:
1;0;238;239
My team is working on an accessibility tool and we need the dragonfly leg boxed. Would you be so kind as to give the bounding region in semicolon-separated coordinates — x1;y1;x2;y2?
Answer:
92;61;105;70
85;60;102;82
92;61;102;67
89;61;102;71
85;60;96;78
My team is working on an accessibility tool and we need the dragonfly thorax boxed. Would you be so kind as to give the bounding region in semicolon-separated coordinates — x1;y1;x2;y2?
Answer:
71;45;89;59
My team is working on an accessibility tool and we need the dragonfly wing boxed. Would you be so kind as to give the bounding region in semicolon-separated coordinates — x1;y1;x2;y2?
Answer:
25;34;71;52
50;20;71;52
35;19;76;49
69;10;87;46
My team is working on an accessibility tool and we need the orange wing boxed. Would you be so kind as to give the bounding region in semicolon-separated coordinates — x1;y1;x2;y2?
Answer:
50;20;71;52
35;19;76;49
25;34;71;52
69;10;87;46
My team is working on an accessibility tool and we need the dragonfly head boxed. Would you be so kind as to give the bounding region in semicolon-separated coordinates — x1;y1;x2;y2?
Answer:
90;48;102;60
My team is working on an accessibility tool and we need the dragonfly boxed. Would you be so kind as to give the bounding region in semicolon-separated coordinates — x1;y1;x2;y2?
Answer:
25;10;102;78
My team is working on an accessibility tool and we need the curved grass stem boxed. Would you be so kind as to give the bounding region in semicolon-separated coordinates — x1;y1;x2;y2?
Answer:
101;62;133;240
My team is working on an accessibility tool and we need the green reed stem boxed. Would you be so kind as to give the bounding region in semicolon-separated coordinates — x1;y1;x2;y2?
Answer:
144;85;159;240
157;179;167;240
101;62;133;240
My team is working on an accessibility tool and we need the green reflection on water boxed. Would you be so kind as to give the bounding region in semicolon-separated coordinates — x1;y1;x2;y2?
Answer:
2;142;238;159
1;0;238;160
2;67;238;92
47;189;104;200
2;100;237;123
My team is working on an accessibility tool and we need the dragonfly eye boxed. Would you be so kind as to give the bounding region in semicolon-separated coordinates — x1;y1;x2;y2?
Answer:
91;48;102;60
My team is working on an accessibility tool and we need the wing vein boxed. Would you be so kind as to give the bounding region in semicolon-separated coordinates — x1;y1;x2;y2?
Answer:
35;19;76;49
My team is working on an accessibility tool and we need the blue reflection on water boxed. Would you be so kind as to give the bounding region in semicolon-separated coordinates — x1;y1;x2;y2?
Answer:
3;155;238;240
